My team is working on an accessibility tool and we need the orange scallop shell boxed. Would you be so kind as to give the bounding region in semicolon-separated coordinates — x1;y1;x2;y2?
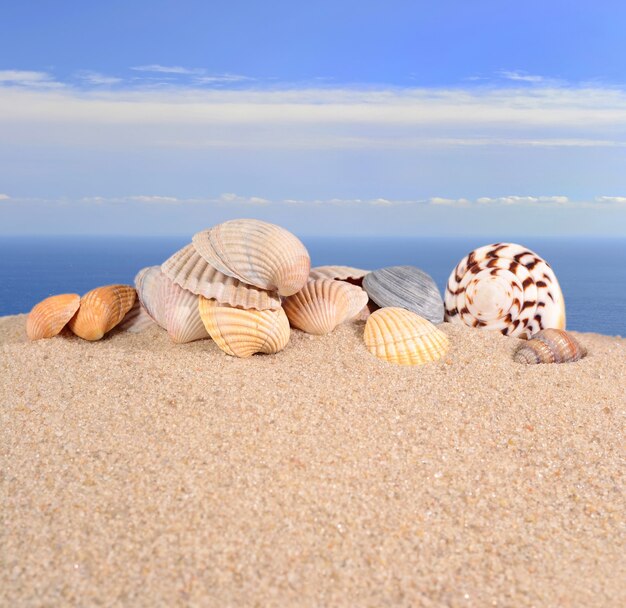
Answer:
26;293;81;340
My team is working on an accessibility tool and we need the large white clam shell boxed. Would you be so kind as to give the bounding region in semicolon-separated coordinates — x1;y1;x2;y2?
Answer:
198;297;290;358
444;243;566;339
161;243;281;310
192;219;310;296
364;307;449;366
135;266;209;344
283;279;369;335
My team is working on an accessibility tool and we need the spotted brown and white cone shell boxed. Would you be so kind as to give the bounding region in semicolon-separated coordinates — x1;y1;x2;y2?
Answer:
514;329;587;364
26;293;81;340
198;297;290;358
68;285;136;341
364;307;449;366
308;265;369;286
192;219;310;296
282;279;368;335
135;266;209;344
444;243;566;339
161;244;282;310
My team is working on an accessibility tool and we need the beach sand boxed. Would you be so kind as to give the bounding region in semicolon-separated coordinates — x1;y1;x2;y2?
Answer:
1;314;625;606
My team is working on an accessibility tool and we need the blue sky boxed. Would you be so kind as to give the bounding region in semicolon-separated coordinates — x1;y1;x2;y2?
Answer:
1;0;626;236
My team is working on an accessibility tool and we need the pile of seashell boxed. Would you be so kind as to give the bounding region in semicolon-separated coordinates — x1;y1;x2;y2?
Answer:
26;223;587;367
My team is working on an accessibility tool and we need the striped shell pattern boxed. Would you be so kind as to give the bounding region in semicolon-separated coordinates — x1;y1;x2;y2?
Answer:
444;243;566;339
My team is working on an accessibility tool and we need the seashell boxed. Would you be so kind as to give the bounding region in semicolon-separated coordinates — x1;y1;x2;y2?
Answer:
26;293;81;340
355;300;380;322
198;297;290;357
282;279;369;335
362;265;444;324
68;285;136;341
117;299;158;333
444;243;566;339
161;243;281;310
513;329;587;364
192;219;310;296
364;307;449;366
135;266;208;343
309;265;369;286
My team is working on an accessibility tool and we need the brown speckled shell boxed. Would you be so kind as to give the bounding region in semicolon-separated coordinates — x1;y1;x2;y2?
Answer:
513;329;587;364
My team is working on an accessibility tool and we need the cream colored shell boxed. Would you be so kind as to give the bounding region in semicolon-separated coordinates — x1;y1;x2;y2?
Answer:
161;243;281;310
198;296;290;357
26;293;81;340
68;285;136;341
192;219;310;296
364;307;449;365
308;265;369;284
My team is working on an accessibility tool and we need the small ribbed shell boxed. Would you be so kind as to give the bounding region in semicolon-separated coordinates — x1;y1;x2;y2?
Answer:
135;266;208;344
444;243;566;339
363;266;444;324
26;293;81;340
117;299;157;333
198;297;290;357
68;285;136;341
161;243;281;310
514;329;587;364
364;307;449;366
308;265;369;285
192;219;310;296
282;279;369;335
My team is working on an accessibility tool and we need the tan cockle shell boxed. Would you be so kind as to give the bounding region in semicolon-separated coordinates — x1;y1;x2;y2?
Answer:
135;266;209;343
192;219;310;296
161;243;281;310
198;296;290;357
68;285;136;341
26;293;81;340
283;279;369;335
444;243;566;339
308;265;369;285
364;307;449;366
117;299;157;333
514;329;587;364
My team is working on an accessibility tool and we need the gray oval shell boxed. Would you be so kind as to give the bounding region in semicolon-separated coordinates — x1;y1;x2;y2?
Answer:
362;265;444;323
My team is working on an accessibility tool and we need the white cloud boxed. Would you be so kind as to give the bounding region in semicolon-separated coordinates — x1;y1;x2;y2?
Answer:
498;70;546;83
0;70;60;88
76;71;122;85
131;64;205;75
476;195;569;206
127;195;181;204
0;193;10;200
595;196;626;205
429;197;471;206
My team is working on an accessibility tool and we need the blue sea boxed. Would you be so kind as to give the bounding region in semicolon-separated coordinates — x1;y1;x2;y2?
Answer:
0;236;624;336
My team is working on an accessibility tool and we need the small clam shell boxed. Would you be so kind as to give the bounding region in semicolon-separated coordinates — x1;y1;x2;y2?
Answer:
283;279;369;335
135;266;208;343
117;299;157;333
68;285;136;341
26;293;81;340
308;265;369;286
161;243;281;310
198;297;290;357
192;219;310;296
363;266;444;324
364;307;449;365
513;329;587;364
444;243;566;338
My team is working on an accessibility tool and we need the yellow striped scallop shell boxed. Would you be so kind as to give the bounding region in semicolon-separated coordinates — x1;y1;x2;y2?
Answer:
364;307;449;365
198;297;290;358
444;243;566;339
68;285;136;341
283;279;368;335
192;219;310;296
26;293;81;340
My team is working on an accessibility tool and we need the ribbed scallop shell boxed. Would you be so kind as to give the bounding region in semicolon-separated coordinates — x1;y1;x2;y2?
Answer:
364;307;449;366
161;243;281;310
308;265;369;285
26;293;81;340
444;243;566;339
198;297;290;357
192;219;310;296
283;279;369;335
68;285;136;341
135;266;208;343
514;329;587;364
117;299;157;333
363;266;444;324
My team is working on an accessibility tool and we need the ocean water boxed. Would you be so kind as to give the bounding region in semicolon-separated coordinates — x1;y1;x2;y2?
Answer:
0;236;624;336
